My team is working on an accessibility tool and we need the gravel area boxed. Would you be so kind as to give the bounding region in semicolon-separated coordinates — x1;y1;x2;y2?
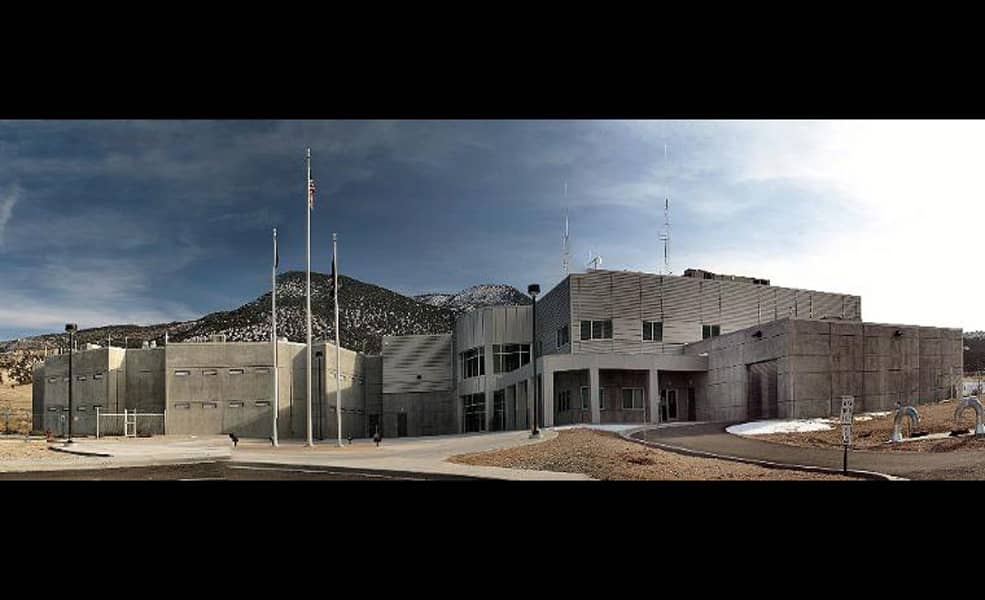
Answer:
449;428;856;480
0;438;91;463
750;399;985;452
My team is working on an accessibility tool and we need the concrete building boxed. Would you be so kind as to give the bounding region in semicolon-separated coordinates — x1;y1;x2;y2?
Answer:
34;338;373;440
33;267;963;439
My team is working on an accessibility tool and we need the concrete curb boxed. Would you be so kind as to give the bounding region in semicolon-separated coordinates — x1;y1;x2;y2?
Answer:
48;445;112;458
619;428;904;481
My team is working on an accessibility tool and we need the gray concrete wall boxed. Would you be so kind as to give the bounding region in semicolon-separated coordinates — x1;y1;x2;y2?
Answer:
166;342;273;438
382;334;453;393
685;318;964;421
123;347;166;435
381;390;457;438
569;270;862;357
364;355;383;436
40;347;119;436
534;277;570;357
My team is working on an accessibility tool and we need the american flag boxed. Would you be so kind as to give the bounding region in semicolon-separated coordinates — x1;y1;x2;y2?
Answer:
308;178;316;209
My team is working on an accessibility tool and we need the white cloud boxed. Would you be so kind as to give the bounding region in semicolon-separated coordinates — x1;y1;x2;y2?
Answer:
0;185;19;246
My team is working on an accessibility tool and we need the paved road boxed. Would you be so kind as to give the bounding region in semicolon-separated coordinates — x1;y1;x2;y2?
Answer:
0;461;475;480
635;423;985;479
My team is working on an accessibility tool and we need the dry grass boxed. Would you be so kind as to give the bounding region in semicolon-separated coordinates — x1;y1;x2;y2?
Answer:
752;399;985;452
450;429;855;480
0;383;32;435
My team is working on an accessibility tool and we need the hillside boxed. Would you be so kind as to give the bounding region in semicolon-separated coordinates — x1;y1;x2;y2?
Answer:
0;272;533;362
414;284;532;313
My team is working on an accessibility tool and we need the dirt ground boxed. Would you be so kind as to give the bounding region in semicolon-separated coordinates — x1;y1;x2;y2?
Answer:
0;437;91;463
752;399;985;452
0;383;32;435
450;428;856;480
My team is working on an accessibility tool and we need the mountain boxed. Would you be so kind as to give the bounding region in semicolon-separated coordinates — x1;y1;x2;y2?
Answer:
0;271;471;359
177;271;455;353
414;284;532;313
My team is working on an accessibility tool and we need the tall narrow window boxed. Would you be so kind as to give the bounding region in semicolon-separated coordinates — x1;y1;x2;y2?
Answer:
580;321;591;340
556;325;569;348
580;386;589;409
599;387;607;410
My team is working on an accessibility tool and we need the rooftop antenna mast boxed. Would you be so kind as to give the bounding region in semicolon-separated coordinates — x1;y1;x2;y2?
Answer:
587;249;602;271
562;181;570;275
659;143;671;275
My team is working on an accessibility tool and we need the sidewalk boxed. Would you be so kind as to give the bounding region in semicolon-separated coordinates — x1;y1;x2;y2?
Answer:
231;429;592;480
10;430;591;480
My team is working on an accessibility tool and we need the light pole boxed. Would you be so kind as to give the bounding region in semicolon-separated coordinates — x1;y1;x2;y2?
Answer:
315;350;323;440
528;284;540;438
65;323;77;443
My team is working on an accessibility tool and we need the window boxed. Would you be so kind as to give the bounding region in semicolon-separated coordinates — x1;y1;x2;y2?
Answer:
202;402;217;409
622;388;644;410
255;367;270;374
599;388;607;410
93;372;104;380
702;324;721;339
463;393;486;432
174;370;190;377
580;386;589;410
47;377;57;383
203;369;217;376
643;321;663;342
492;344;531;373
461;347;485;379
228;402;244;408
255;401;271;407
556;325;570;348
557;390;572;412
229;368;245;375
77;375;87;382
581;320;613;340
175;402;190;409
78;406;88;412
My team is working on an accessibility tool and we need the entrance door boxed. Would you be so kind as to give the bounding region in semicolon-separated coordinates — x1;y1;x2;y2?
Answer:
397;413;408;437
747;360;778;420
687;387;696;421
660;389;679;421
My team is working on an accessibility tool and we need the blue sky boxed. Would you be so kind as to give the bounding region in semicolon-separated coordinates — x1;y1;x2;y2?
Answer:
0;120;979;340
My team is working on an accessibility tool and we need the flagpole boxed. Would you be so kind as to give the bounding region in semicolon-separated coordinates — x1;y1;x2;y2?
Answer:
334;233;342;447
305;148;314;447
272;226;279;447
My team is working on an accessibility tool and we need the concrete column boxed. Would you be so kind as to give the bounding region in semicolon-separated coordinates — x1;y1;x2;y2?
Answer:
648;369;660;424
589;367;601;424
484;386;494;432
526;377;535;430
543;366;554;427
506;384;516;430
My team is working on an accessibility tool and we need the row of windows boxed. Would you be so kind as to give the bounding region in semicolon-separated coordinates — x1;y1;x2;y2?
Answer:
48;373;104;383
573;320;722;342
172;400;272;409
558;387;644;411
47;405;103;412
173;367;268;377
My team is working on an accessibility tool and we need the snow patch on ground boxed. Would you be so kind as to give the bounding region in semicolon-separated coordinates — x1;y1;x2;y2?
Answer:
728;410;897;435
553;424;642;433
727;420;834;435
